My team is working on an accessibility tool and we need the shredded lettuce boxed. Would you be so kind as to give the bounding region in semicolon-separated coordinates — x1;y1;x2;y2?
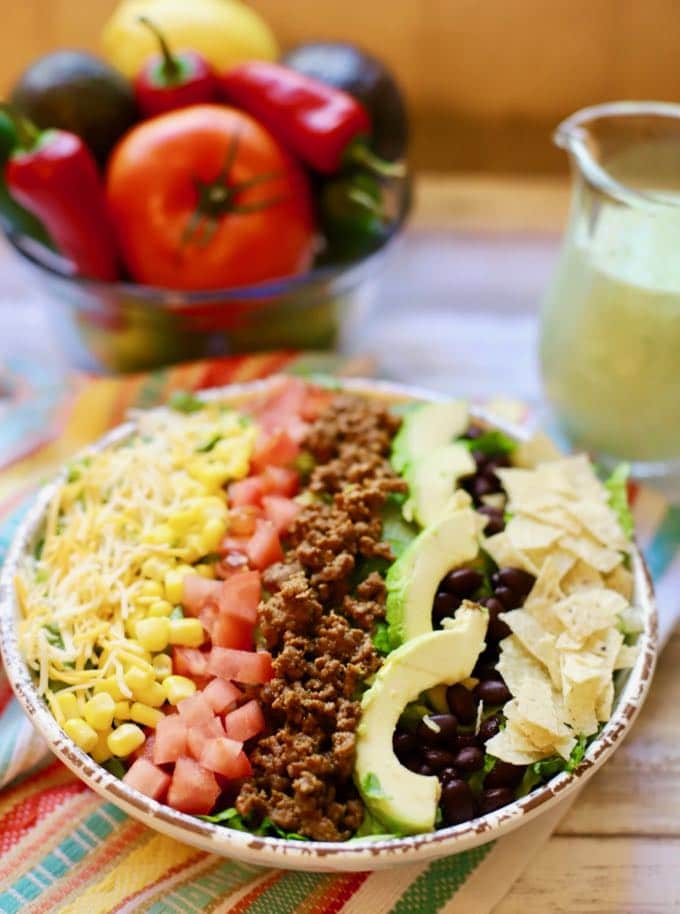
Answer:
199;807;308;840
169;390;204;414
372;621;392;655
42;623;64;649
604;464;634;539
460;430;516;456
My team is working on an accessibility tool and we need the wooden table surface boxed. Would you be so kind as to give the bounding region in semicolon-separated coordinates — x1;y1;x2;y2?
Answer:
0;174;678;913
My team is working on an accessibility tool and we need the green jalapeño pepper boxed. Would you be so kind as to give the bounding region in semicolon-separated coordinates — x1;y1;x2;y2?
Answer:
0;110;53;246
320;171;386;261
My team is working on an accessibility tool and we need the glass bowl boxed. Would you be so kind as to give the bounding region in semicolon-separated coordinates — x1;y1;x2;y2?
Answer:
4;179;411;374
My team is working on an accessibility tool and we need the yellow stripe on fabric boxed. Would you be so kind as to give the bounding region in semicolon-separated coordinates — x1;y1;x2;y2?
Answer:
58;832;202;914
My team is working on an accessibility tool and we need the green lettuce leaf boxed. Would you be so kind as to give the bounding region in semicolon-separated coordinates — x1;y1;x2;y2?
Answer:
604;464;634;539
460;430;516;456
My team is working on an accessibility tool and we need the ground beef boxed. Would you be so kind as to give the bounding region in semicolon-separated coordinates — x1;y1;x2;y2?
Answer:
235;393;406;841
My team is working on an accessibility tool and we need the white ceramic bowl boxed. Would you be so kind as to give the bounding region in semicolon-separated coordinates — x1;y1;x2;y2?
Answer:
0;378;658;872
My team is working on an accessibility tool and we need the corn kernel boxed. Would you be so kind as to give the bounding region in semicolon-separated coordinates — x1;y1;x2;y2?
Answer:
107;723;145;758
64;718;98;752
168;618;204;648
142;557;173;581
124;667;154;696
164;675;197;705
144;523;175;545
200;517;227;554
114;701;131;720
194;563;215;579
147;600;173;618
140;580;163;598
188;460;229;491
84;693;116;731
93;677;127;702
130;703;164;728
91;729;113;763
55;692;80;721
164;569;187;605
152;653;173;680
134;679;167;708
135;617;170;652
168;508;199;533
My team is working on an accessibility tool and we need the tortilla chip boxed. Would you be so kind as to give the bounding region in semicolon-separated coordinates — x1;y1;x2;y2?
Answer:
560;652;608;736
506;517;564;551
549;455;608;503
582;627;625;674
553;589;627;646
595;678;615;722
485;723;547;765
560;533;623;573
561;560;605;594
497;635;548;695
483;531;541;576
512;432;563;469
605;565;634;601
614;643;639;670
511;679;572;743
521;504;583;536
501;610;562;688
565;500;630;552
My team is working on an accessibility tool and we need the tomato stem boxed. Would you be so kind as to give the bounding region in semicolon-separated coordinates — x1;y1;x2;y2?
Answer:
138;16;182;83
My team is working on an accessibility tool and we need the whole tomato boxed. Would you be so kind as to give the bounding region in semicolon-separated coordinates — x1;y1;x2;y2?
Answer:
106;104;316;290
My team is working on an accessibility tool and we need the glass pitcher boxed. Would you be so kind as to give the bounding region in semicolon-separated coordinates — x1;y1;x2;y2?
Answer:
540;101;680;479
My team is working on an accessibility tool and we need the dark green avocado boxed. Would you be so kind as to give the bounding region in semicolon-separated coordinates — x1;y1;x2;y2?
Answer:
11;50;138;165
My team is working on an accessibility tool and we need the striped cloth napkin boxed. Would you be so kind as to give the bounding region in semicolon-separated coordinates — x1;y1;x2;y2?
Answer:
0;354;679;914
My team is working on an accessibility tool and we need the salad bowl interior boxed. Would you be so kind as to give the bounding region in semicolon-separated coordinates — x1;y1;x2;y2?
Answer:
0;378;658;872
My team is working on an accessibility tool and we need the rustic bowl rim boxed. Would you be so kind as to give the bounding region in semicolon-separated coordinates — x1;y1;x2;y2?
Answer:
0;377;658;871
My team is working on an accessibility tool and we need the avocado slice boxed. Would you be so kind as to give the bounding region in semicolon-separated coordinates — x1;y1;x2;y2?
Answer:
403;443;476;527
386;508;480;647
355;604;487;834
391;400;469;473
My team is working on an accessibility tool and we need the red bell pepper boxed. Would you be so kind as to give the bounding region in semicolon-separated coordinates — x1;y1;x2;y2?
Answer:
4;112;119;281
219;61;405;177
135;17;217;118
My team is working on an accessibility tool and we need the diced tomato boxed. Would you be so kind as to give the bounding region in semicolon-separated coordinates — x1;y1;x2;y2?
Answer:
218;570;260;625
123;758;171;801
262;495;300;535
131;733;156;763
231;750;253;779
177;692;215;728
246;520;283;570
215;552;250;580
228;476;265;508
167;757;220;815
256;376;307;424
153;716;188;765
217;533;251;557
228;506;259;536
300;387;333;421
251;430;299;473
186;718;225;759
202;678;242;715
211;613;254;650
224;699;266;742
173;647;209;679
199;736;244;777
262;465;300;497
208;647;273;685
182;575;221;617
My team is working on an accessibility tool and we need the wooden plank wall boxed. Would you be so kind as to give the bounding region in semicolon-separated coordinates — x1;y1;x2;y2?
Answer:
3;0;680;172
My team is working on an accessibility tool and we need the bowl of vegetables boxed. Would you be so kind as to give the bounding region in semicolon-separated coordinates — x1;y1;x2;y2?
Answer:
1;1;410;373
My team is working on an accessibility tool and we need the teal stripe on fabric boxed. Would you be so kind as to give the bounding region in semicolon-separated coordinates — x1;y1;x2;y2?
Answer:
389;843;495;914
644;507;680;580
0;803;127;914
0;498;31;564
146;860;263;914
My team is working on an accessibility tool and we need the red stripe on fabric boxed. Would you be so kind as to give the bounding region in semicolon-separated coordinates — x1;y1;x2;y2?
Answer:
226;870;284;913
0;677;14;716
628;480;640;505
314;872;371;914
0;778;88;853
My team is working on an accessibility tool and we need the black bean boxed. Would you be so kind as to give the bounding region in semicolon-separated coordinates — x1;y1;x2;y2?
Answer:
424;748;458;771
480;596;505;617
472;449;490;469
440;779;477;827
432;591;460;627
454;732;481;751
479;787;515;815
494;586;516;610
452;746;484;773
416;713;458;746
486;454;511;472
403;755;421;773
478;715;501;743
473;663;503;682
493;567;536;602
484;760;526;789
473;476;497;500
418;763;435;776
465;424;484;440
446;683;477;724
438;766;459;784
475;679;512;706
487;615;512;643
441;568;483;597
393;731;416;758
478;506;505;535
